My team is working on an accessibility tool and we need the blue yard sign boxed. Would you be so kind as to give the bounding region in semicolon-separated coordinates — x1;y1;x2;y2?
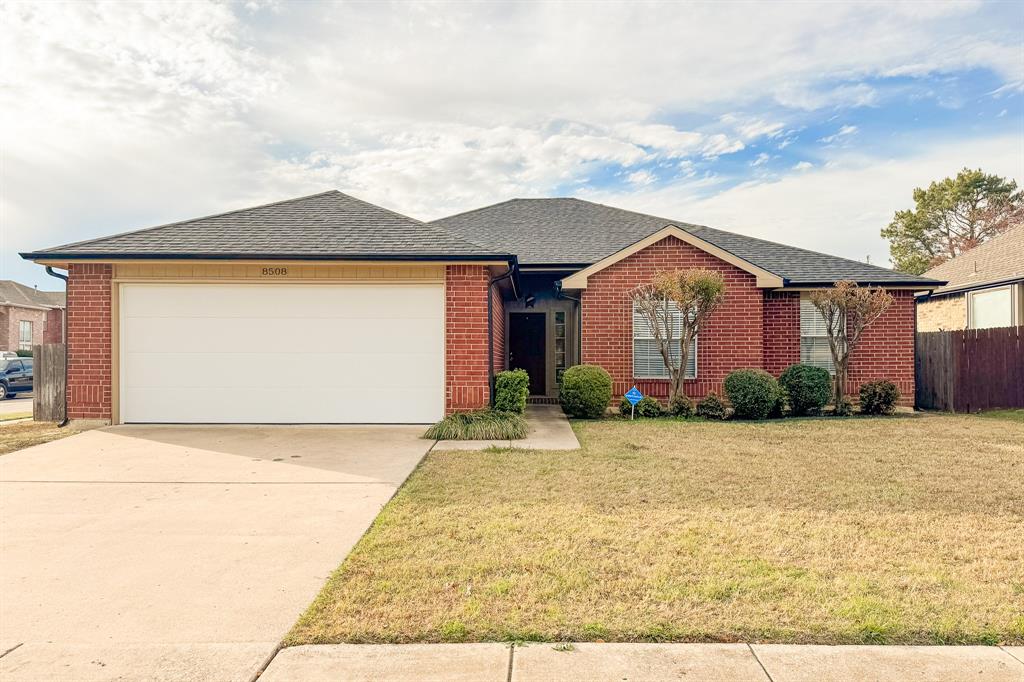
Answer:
624;386;643;419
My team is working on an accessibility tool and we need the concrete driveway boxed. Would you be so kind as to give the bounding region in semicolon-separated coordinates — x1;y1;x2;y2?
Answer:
0;394;33;417
0;424;431;681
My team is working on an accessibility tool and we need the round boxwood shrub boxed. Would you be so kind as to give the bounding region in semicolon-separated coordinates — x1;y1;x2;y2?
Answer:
669;394;694;417
635;396;664;418
859;380;900;415
559;364;612;419
696;393;727;420
778;363;831;416
493;368;529;414
723;369;782;420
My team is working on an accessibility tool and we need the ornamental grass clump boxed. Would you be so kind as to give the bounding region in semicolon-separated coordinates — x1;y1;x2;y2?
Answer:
423;410;529;440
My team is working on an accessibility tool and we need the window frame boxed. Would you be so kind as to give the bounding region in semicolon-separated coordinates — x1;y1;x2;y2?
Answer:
18;320;33;351
967;285;1016;330
799;296;836;374
632;299;698;380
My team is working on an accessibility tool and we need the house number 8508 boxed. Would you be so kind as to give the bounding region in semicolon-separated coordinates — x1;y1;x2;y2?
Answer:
261;267;288;276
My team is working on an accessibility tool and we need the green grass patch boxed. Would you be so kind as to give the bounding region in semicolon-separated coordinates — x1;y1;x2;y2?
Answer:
976;409;1024;423
424;410;529;440
291;414;1024;645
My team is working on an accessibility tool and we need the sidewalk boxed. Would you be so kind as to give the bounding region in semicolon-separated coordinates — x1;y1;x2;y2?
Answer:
438;404;581;450
259;642;1024;681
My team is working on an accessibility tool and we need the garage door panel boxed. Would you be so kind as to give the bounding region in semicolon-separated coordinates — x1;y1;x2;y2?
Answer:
123;284;442;319
123;387;442;424
125;316;441;355
120;284;445;423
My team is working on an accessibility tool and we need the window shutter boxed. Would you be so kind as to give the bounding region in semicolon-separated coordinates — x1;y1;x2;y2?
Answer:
633;302;697;379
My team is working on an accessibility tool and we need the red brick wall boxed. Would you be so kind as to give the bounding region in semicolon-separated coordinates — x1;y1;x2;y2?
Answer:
44;308;64;344
847;290;915;405
491;283;506;374
66;264;112;420
581;235;763;400
446;265;491;413
762;289;915;406
763;291;800;375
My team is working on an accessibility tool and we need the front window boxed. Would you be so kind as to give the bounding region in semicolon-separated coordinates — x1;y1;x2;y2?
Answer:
18;320;32;351
968;286;1013;329
632;300;697;379
800;297;835;373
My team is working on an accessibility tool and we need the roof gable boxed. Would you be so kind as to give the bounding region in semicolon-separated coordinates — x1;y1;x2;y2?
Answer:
0;280;65;309
23;191;507;262
559;226;784;289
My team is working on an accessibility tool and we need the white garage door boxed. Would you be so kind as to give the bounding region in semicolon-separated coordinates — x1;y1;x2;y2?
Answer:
119;283;444;424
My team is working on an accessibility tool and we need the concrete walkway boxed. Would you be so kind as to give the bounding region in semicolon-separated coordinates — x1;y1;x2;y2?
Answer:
439;404;580;450
0;425;431;682
261;642;1024;681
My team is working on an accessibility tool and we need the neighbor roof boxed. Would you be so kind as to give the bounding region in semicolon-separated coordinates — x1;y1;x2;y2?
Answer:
430;198;942;286
22;191;509;262
0;280;65;309
922;225;1024;296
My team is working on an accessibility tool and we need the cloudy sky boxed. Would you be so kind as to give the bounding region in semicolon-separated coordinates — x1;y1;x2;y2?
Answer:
2;0;1022;288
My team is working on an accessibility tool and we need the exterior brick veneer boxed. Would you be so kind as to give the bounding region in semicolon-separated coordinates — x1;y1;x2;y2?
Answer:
66;263;112;420
847;290;916;405
446;265;491;413
581;235;764;399
580;236;916;406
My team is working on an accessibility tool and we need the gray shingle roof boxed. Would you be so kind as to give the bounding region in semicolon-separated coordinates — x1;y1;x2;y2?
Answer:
22;191;508;261
430;198;942;286
923;224;1024;295
0;280;65;308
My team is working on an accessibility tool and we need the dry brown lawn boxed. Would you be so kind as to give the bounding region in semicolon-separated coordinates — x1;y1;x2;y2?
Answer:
288;414;1024;646
0;421;77;455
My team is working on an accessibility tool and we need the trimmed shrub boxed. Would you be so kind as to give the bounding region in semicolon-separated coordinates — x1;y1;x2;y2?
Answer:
723;369;782;420
424;410;529;440
619;396;634;416
696;393;727;420
635;396;664;418
859;380;900;415
15;349;32;357
778;363;831;416
493;368;529;414
559;364;612;419
669;394;694;417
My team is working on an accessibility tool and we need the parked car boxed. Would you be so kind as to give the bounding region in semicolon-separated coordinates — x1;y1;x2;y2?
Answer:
0;357;33;399
0;351;18;360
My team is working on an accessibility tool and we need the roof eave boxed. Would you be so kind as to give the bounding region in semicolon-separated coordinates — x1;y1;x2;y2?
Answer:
916;275;1023;299
21;251;515;264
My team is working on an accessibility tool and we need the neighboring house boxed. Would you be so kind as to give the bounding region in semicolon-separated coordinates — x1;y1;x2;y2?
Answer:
22;191;941;424
916;225;1024;332
0;280;65;352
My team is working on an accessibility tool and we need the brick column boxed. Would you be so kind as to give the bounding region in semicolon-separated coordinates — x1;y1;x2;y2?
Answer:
66;263;112;420
445;265;491;413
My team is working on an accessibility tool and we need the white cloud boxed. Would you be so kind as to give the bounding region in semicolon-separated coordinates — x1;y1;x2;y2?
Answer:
751;153;772;167
582;134;1024;269
819;125;859;143
793;161;815;171
1;0;1022;286
627;170;657;186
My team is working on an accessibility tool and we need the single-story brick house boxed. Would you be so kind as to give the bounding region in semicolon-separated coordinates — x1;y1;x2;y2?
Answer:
916;224;1023;332
0;280;65;352
23;191;942;424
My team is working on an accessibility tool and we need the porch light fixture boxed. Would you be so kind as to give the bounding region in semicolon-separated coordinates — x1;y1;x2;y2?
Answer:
524;294;536;308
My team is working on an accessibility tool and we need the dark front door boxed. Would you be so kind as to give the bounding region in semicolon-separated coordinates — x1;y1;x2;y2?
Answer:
508;313;546;395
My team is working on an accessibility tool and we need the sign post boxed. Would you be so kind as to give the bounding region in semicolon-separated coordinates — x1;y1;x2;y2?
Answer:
624;386;643;420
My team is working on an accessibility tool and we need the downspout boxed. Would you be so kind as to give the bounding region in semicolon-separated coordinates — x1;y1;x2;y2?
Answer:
44;266;70;427
488;266;518;405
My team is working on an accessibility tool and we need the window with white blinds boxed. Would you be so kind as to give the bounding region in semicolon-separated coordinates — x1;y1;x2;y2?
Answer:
632;301;697;379
800;297;835;373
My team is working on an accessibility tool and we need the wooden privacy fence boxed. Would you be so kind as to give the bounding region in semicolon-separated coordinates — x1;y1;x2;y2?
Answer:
915;326;1023;412
32;343;66;422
